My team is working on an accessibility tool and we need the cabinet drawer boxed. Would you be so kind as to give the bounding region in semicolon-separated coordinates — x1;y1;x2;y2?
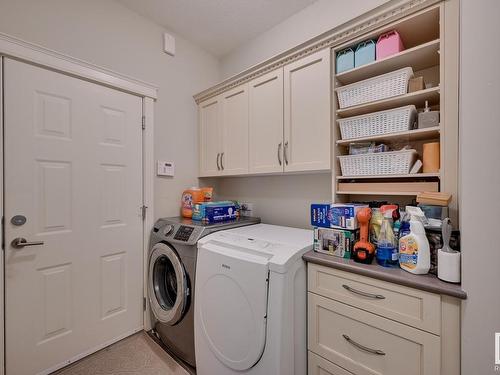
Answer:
308;293;440;375
308;264;441;334
309;352;354;375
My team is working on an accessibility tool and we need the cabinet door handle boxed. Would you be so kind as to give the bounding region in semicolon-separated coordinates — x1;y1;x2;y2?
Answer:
342;284;385;299
342;334;386;355
220;152;224;170
278;143;282;166
284;141;289;165
216;153;221;170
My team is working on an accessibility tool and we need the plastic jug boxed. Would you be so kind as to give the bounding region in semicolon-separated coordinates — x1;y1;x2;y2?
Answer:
181;187;203;218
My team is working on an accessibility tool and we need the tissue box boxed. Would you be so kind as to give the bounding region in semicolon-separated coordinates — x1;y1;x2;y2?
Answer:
311;203;368;229
193;201;238;223
314;227;359;258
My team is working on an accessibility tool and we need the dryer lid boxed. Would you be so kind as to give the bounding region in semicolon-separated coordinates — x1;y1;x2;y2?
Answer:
197;240;269;371
198;224;313;273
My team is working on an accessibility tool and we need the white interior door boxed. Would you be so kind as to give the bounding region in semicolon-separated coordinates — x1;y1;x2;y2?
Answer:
249;69;284;174
221;84;249;175
4;58;144;375
284;49;331;172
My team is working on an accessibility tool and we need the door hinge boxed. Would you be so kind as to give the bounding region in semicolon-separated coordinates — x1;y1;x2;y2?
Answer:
143;297;147;311
141;116;146;130
141;205;148;220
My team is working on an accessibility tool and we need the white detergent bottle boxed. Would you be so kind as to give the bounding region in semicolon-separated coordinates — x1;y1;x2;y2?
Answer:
398;216;430;274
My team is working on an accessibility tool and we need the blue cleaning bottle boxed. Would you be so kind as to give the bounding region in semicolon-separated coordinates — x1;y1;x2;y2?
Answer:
376;210;399;267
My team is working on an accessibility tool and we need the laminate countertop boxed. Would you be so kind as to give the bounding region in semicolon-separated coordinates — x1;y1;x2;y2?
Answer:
303;250;467;300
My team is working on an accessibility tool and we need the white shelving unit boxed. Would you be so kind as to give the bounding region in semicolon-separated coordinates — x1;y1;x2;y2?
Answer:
331;3;459;224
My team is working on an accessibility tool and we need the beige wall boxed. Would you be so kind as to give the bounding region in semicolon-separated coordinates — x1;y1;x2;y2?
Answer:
460;0;500;373
221;0;388;78
0;0;221;220
214;174;332;229
215;0;388;228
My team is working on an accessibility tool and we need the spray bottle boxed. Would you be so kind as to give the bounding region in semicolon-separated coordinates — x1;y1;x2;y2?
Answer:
376;209;398;267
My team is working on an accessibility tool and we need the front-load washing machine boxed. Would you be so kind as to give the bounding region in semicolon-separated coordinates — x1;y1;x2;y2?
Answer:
148;216;260;368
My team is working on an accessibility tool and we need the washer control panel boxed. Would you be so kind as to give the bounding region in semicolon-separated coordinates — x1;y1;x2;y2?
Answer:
174;225;195;242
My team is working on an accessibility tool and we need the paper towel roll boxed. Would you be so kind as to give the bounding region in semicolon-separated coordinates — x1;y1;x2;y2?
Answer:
437;248;461;283
423;142;440;173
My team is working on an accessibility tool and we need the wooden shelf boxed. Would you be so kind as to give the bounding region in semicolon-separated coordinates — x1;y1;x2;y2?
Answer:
336;87;440;118
336;173;440;180
337;181;439;196
336;39;440;85
337;191;422;196
336;126;440;145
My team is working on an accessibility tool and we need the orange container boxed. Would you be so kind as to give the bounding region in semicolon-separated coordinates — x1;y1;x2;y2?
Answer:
201;187;213;202
181;188;203;218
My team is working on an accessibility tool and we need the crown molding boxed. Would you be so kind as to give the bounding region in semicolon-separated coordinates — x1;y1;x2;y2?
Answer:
194;0;440;104
0;32;158;99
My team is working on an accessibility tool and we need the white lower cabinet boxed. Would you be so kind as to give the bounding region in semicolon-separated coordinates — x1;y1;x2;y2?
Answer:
307;264;461;375
308;293;440;375
309;352;354;375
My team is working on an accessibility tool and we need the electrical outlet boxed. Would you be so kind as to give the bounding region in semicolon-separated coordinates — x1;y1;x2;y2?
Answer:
240;202;255;217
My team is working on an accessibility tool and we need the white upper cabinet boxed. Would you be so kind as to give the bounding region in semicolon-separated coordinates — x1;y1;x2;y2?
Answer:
221;84;249;175
199;96;222;177
284;48;331;172
249;69;284;174
197;49;331;177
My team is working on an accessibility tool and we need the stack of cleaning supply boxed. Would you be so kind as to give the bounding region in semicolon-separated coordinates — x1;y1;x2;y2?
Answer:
181;187;213;218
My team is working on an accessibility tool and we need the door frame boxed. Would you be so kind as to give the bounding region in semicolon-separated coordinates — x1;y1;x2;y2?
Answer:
0;32;158;375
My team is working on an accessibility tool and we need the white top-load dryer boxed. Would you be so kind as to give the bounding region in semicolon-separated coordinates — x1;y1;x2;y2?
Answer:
194;224;312;375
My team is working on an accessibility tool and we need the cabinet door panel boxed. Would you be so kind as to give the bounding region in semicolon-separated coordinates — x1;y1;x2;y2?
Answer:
221;84;249;175
308;293;441;375
249;69;284;174
199;97;222;176
284;49;331;172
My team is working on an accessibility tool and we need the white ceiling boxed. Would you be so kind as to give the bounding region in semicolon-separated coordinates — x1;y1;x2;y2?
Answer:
117;0;317;57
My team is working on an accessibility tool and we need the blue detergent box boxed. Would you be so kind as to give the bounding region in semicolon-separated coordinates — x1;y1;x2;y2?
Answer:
193;201;238;223
311;203;368;230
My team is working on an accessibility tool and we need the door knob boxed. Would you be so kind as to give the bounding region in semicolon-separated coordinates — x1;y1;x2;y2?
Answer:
11;237;44;249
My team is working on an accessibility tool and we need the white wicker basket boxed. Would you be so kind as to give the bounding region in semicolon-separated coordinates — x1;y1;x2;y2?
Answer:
336;67;413;109
338;149;417;176
338;105;417;140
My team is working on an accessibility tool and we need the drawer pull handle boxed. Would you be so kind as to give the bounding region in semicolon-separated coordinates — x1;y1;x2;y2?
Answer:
342;284;385;299
342;334;386;356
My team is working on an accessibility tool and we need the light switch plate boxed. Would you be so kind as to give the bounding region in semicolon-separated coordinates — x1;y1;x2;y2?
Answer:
157;161;175;176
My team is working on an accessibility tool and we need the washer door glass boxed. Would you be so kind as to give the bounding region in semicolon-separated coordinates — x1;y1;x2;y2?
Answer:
149;243;188;325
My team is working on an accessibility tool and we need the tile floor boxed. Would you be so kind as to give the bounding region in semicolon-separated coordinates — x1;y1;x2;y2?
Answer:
53;332;189;375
